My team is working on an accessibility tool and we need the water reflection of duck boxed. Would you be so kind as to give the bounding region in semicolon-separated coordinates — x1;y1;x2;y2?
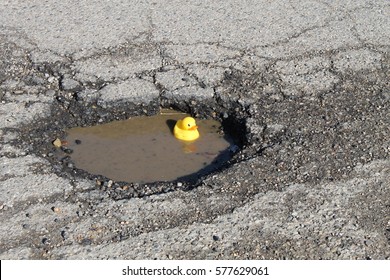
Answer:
182;141;197;153
174;117;200;141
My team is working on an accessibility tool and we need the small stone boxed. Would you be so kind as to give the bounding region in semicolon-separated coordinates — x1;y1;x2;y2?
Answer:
229;145;239;153
52;138;62;148
62;148;73;154
42;237;51;245
75;139;82;145
52;207;61;213
60;230;67;240
81;238;92;246
177;182;183;187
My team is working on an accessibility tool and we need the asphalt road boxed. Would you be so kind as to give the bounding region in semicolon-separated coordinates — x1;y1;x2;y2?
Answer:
0;0;389;259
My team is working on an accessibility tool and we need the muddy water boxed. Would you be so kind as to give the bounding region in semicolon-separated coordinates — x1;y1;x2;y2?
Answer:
65;110;234;183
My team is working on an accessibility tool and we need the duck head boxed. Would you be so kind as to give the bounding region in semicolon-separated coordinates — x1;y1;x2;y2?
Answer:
174;116;200;141
180;117;198;131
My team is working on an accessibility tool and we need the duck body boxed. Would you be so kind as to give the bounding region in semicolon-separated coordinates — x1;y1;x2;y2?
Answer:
174;117;200;141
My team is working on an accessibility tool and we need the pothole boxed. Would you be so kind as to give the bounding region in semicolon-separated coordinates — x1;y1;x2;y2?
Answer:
15;78;250;199
63;109;237;184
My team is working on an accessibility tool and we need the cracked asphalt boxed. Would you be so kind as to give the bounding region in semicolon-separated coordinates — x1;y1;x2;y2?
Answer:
0;0;389;259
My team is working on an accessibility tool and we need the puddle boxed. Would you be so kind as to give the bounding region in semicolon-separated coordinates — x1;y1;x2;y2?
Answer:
65;110;235;183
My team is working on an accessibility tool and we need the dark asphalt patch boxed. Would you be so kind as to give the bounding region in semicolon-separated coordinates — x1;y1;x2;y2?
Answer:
14;77;250;200
12;60;390;204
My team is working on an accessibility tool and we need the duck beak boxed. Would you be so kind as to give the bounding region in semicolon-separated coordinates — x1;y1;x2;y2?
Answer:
189;125;198;131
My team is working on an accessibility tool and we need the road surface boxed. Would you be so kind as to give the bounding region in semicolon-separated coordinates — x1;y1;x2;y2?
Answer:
0;0;389;259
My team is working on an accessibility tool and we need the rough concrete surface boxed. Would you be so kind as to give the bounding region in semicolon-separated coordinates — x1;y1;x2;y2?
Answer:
0;0;389;259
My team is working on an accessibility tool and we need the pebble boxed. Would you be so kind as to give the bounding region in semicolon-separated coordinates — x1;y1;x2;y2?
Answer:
42;237;51;245
52;138;62;148
62;148;73;154
229;145;239;153
61;230;67;240
52;207;61;213
81;238;92;246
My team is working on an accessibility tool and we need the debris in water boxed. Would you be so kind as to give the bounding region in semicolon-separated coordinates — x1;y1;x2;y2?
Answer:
52;138;62;148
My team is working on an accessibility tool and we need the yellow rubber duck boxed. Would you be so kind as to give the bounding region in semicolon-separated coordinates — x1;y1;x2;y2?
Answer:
174;117;200;141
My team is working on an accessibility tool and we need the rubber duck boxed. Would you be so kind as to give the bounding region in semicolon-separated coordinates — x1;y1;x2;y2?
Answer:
174;117;200;141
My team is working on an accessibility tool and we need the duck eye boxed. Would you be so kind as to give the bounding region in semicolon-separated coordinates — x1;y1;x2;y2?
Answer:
187;123;191;127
